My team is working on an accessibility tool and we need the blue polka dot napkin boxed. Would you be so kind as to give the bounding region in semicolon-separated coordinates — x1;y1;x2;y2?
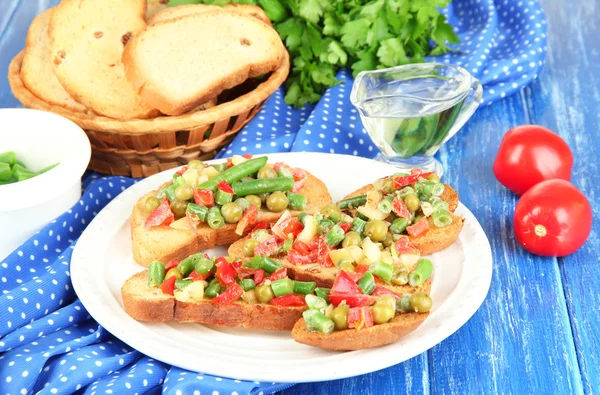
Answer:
1;0;547;393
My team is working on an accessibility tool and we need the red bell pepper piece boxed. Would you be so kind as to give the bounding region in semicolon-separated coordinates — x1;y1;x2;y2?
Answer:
292;239;310;255
345;272;363;283
392;196;411;220
266;267;288;282
193;189;214;207
215;257;236;286
175;166;188;176
254;269;265;285
273;162;287;172
371;285;401;299
394;237;420;256
160;276;176;296
283;218;303;238
231;259;243;273
355;264;370;275
329;293;377;308
331;270;362;294
291;168;308;192
339;222;352;233
270;294;306;307
287;250;313;265
406;217;430;237
249;221;268;235
164;259;179;273
212;283;243;304
189;270;210;282
242;154;253;159
144;198;174;229
254;236;280;257
348;306;374;329
309;235;333;267
393;169;434;189
217;180;234;194
236;205;258;236
238;267;256;279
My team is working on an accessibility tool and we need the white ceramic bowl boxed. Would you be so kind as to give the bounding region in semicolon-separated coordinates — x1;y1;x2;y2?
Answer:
0;108;91;261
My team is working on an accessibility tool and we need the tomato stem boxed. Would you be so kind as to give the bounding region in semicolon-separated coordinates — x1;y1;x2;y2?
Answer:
534;224;547;237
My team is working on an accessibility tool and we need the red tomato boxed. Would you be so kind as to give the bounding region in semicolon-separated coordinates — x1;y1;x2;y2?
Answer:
514;179;592;257
348;306;374;329
406;217;429;237
330;271;362;294
193;189;214;207
235;205;258;236
160;276;176;296
270;294;306;307
212;283;243;304
144;198;174;229
329;293;377;308
215;257;236;286
392;196;411;220
494;125;574;195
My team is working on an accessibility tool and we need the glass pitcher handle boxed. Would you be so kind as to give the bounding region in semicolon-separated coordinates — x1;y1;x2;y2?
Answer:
442;80;483;144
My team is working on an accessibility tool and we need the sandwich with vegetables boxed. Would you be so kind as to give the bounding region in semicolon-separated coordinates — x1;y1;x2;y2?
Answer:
228;169;463;290
121;251;433;350
130;155;331;266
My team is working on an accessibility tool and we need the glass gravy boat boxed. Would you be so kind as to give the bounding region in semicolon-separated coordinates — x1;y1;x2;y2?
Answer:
350;63;483;176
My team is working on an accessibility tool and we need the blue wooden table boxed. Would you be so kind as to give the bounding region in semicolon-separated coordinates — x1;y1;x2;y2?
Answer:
1;0;598;394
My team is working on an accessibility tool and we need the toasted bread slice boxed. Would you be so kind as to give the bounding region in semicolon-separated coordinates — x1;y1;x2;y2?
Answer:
122;11;285;116
228;182;463;287
147;3;271;26
291;277;432;351
49;0;159;119
122;271;306;330
20;8;87;113
131;169;332;267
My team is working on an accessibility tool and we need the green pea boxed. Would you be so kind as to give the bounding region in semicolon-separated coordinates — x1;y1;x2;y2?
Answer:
170;200;188;218
409;292;432;313
331;304;349;330
404;194;420;212
145;196;161;212
187;160;204;170
257;166;278;179
342;231;362;248
165;268;183;281
255;284;275;303
266;191;289;212
382;232;394;248
427;174;441;183
221;202;243;223
364;220;388;242
243;238;260;257
175;184;194;201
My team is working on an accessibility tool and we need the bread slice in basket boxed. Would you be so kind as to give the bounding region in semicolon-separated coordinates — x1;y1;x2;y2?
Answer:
122;11;285;116
49;0;159;120
20;8;87;113
147;3;271;26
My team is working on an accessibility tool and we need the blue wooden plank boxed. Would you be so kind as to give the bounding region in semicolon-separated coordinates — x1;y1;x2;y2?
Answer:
526;0;600;392
425;91;582;394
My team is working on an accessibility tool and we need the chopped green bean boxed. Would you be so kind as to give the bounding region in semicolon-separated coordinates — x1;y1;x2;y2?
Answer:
231;177;294;196
370;261;393;283
175;279;192;290
235;197;251;212
378;196;394;214
271;278;294;297
305;294;327;310
390;218;410;234
198;157;268;191
212;163;227;173
287;192;307;210
187;203;209;221
177;257;196;277
283;237;293;252
303;310;334;334
293;281;317;295
277;166;293;178
357;272;376;295
239;278;256;291
351;217;367;235
0;163;11;181
204;279;222;298
195;257;215;275
298;212;309;225
164;184;178;202
207;207;224;229
337;195;367;209
259;256;283;274
432;209;452;227
148;261;166;287
0;151;16;165
215;189;233;205
395;294;413;312
324;224;345;247
318;219;335;235
408;258;434;287
315;287;330;302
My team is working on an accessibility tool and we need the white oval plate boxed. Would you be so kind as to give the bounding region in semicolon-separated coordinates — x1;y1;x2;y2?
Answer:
71;153;492;384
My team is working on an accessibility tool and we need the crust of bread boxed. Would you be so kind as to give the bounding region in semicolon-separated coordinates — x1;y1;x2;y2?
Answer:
147;3;271;26
292;311;429;351
122;11;285;116
131;168;332;267
49;0;159;120
122;271;305;330
146;0;169;20
20;8;87;113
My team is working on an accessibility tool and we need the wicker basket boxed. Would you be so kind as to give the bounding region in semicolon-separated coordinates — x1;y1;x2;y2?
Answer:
8;50;289;177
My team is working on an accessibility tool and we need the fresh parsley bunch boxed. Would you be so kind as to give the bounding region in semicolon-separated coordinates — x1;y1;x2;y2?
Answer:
190;0;459;108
